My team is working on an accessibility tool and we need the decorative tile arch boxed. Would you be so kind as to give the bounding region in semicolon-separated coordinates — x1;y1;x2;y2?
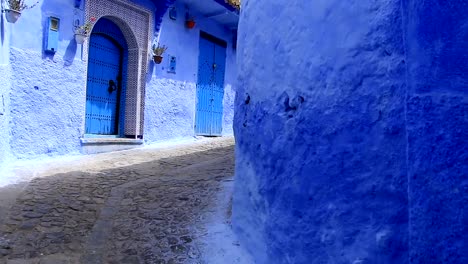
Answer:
84;0;153;138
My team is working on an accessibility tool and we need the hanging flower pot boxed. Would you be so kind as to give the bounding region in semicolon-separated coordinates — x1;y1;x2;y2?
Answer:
74;17;96;45
4;0;40;24
74;33;87;44
153;55;163;64
185;20;196;29
152;43;167;64
4;9;22;23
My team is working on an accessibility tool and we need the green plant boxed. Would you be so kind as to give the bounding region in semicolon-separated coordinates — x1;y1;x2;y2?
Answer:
4;0;39;12
226;0;240;9
152;43;167;56
75;17;97;35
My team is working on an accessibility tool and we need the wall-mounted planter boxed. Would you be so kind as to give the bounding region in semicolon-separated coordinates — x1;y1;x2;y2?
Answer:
153;55;163;64
74;33;87;44
4;9;21;23
186;20;196;29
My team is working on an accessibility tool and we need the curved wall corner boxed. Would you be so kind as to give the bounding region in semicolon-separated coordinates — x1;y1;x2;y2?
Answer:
403;0;468;263
233;0;467;263
233;1;408;263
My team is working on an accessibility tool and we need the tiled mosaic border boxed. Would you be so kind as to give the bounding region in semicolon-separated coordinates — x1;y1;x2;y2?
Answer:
84;0;153;137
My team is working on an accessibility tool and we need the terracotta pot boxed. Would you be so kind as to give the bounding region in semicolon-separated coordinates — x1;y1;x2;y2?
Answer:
186;20;196;29
74;33;87;44
5;9;21;23
153;55;163;64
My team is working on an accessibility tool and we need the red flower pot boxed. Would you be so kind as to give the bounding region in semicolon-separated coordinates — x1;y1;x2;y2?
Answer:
186;20;196;29
153;55;163;64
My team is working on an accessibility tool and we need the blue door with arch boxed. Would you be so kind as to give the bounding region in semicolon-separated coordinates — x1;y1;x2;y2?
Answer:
195;32;227;136
85;18;127;136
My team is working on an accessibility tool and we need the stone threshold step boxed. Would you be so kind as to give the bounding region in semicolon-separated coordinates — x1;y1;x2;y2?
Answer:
80;138;144;145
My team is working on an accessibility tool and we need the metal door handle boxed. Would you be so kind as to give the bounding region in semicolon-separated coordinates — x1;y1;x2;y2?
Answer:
108;80;117;93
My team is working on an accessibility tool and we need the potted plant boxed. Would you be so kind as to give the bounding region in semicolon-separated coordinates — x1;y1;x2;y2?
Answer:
185;15;195;29
74;16;96;44
152;43;167;64
3;0;39;23
226;0;240;10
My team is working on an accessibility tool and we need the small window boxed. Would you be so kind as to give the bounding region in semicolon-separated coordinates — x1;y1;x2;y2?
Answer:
50;18;59;31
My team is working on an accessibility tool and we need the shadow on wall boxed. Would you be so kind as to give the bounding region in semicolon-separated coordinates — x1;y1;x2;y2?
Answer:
146;59;155;83
1;1;6;47
62;40;78;66
40;0;79;65
144;3;237;85
145;47;194;84
146;53;192;84
145;33;236;86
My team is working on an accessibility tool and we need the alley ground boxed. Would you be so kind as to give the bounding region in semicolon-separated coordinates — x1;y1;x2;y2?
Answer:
0;137;252;264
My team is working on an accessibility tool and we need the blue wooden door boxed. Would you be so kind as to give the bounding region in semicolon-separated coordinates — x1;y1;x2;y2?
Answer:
195;33;227;136
212;43;226;135
85;33;122;135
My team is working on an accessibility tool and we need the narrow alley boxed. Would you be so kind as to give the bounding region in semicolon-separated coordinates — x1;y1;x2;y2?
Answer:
0;138;250;264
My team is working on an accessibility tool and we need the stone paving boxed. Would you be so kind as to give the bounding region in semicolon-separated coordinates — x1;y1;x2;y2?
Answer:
0;138;237;264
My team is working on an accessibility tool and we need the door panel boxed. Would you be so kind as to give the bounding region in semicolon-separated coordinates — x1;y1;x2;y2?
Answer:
196;37;215;135
212;43;227;135
85;34;122;135
195;34;227;136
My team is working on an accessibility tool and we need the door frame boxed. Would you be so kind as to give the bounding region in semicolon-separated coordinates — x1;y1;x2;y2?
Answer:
84;19;127;137
195;31;227;136
82;0;153;139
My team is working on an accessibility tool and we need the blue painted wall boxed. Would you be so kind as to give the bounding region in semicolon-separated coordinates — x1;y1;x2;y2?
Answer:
0;62;10;164
233;0;465;263
0;2;12;167
403;1;467;263
7;0;86;159
0;0;236;165
9;47;86;158
143;0;237;143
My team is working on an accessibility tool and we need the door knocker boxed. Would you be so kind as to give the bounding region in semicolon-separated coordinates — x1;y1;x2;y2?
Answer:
108;80;117;93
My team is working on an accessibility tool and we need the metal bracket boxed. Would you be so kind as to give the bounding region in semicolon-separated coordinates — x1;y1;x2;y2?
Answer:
0;94;5;115
74;0;82;8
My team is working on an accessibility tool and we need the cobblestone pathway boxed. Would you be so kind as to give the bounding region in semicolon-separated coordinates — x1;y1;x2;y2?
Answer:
0;138;237;264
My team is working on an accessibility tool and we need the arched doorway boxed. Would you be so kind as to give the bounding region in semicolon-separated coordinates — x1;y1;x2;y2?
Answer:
85;17;128;136
84;0;153;138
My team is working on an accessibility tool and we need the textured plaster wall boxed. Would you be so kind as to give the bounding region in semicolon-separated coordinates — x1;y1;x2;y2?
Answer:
6;0;150;159
234;0;466;263
0;64;11;165
0;8;12;166
222;43;237;135
7;0;87;159
9;48;86;158
5;0;236;159
233;1;408;263
403;1;468;263
222;83;235;135
143;0;237;143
